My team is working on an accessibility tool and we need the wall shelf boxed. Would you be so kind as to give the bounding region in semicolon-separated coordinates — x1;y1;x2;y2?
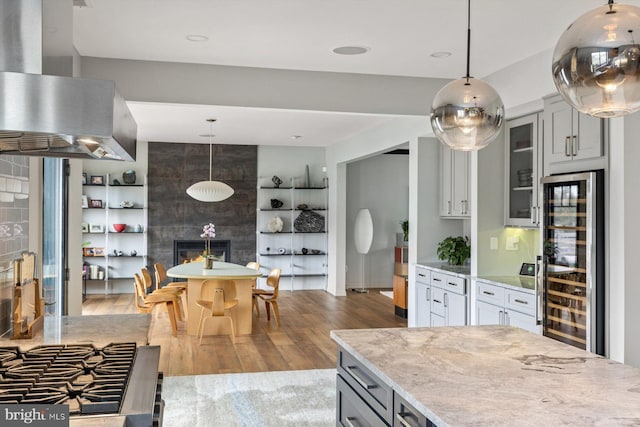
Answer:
257;176;328;291
82;171;147;295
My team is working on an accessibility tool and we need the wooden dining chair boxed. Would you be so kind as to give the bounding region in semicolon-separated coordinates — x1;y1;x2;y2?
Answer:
154;262;188;292
195;280;238;344
245;262;262;315
141;267;184;321
257;268;281;326
133;273;181;336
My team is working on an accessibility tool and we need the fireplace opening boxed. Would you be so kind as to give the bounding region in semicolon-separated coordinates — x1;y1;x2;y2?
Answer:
173;240;231;265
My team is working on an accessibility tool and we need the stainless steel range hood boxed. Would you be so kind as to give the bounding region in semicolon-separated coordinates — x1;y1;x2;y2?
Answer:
0;0;137;161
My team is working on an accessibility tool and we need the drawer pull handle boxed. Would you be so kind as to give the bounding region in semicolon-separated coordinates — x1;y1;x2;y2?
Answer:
482;291;495;296
418;273;426;277
514;299;528;305
433;278;442;282
345;416;359;427
447;282;457;287
345;366;377;390
433;299;442;304
396;412;414;427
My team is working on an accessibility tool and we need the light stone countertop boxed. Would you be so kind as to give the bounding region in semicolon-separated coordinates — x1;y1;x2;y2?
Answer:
0;314;151;350
331;326;640;426
416;262;470;278
475;275;536;293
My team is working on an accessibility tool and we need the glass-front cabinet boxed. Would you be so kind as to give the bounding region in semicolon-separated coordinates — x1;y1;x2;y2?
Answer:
505;113;541;227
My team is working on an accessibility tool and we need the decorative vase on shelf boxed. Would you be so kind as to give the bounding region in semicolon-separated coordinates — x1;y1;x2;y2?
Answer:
303;164;311;187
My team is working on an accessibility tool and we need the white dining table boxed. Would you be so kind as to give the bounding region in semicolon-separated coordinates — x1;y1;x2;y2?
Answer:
166;261;262;336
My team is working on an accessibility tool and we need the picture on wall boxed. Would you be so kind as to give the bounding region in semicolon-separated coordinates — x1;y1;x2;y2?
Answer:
90;199;103;208
90;175;104;185
89;224;105;233
82;195;89;209
82;173;87;185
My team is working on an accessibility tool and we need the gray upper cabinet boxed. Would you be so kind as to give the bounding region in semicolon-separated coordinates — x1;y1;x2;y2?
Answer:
440;145;471;218
504;113;542;227
544;94;603;168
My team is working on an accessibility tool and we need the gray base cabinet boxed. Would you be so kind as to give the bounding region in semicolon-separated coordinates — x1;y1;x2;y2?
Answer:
337;374;387;426
393;392;435;427
337;347;435;427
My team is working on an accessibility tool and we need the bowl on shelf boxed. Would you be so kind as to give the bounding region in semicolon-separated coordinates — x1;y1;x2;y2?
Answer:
112;223;126;233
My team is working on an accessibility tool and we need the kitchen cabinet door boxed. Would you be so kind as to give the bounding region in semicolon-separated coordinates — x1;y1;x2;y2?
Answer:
573;111;602;161
505;310;539;334
440;145;470;218
505;113;541;227
430;313;446;327
445;291;467;326
415;281;431;327
544;95;603;167
439;146;454;216
451;149;470;217
476;300;502;326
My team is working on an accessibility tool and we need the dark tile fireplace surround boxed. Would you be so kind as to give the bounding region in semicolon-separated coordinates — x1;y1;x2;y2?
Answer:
173;240;231;265
147;142;257;271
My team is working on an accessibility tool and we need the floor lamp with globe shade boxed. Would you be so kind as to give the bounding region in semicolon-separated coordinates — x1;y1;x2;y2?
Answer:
352;208;374;293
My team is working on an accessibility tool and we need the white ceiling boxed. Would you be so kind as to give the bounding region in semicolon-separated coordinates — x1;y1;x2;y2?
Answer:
71;0;635;147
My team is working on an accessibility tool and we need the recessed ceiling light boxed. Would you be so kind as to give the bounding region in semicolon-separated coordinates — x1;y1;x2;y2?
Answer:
430;51;452;58
186;34;209;42
199;134;216;138
290;135;302;140
332;46;370;55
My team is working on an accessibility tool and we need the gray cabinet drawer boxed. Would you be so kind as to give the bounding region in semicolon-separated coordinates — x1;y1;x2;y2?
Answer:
393;391;435;427
415;267;430;285
476;281;505;306
430;286;445;317
338;348;393;423
337;374;388;427
505;288;536;316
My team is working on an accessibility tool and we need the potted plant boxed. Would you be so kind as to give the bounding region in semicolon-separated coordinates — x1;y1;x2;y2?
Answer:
436;236;471;265
400;220;409;242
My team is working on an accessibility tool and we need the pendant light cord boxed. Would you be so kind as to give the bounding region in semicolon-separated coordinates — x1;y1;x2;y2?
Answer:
465;0;471;82
207;118;216;181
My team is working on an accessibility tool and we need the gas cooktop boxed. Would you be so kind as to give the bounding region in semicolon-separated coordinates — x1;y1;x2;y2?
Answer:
0;343;136;416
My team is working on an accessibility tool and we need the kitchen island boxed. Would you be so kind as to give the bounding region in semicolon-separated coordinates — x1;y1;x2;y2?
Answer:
331;326;640;426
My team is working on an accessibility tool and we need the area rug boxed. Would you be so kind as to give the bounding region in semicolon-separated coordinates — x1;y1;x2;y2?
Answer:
380;290;393;299
162;368;336;426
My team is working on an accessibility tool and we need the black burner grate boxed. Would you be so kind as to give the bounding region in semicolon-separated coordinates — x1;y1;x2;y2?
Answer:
0;343;136;415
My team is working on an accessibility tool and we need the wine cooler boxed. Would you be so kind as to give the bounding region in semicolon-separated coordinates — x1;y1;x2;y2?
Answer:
541;170;604;355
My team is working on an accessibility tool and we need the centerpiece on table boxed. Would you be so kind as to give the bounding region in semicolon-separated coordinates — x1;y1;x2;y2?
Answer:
201;222;217;270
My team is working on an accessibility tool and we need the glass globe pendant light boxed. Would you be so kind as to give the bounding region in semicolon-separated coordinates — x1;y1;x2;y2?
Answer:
553;1;640;118
186;119;234;202
430;0;504;151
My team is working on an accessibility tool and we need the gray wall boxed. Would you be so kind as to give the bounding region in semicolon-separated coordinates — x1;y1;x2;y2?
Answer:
346;152;409;288
147;142;257;270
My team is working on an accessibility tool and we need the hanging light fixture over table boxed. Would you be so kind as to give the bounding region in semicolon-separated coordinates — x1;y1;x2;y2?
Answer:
552;0;640;118
186;119;234;202
430;0;504;151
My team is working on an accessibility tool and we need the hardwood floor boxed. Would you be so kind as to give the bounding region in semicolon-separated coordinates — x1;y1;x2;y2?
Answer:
83;289;406;376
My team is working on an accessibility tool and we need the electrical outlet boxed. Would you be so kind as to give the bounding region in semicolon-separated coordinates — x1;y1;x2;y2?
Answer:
490;237;498;250
505;236;519;251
